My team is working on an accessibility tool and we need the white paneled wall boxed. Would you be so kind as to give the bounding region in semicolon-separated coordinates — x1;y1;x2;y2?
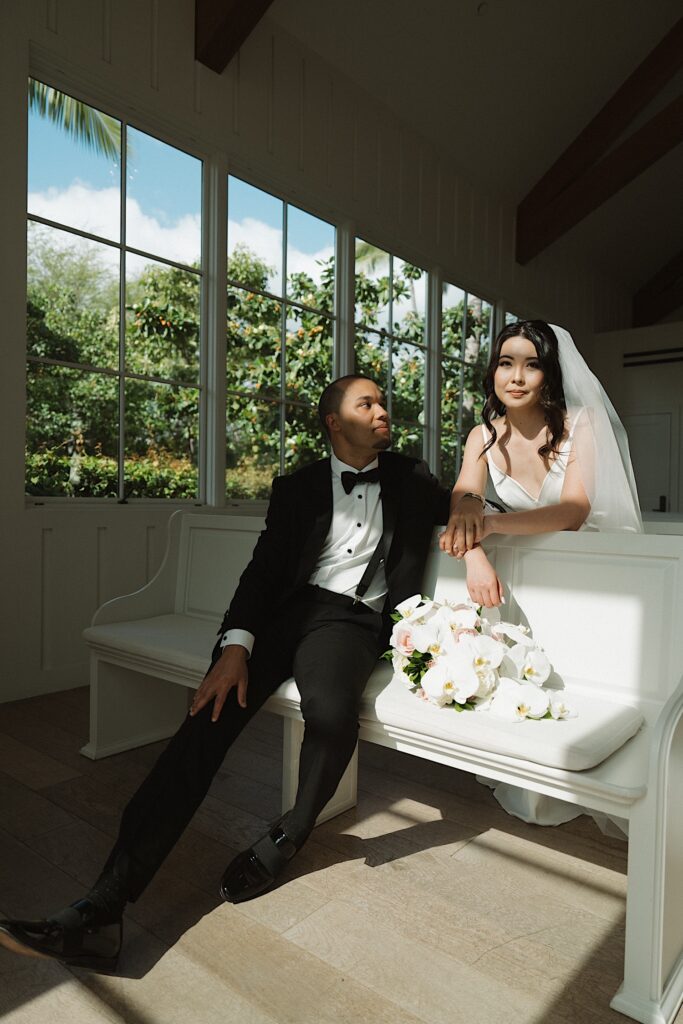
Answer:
0;0;632;701
591;323;683;515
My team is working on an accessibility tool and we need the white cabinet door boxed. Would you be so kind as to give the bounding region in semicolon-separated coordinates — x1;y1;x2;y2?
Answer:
623;413;672;513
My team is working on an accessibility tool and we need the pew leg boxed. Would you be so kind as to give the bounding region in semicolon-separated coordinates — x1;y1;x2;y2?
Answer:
80;654;189;760
610;713;683;1024
280;716;359;826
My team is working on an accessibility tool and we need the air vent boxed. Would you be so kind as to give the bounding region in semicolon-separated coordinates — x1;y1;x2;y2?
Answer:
623;346;683;369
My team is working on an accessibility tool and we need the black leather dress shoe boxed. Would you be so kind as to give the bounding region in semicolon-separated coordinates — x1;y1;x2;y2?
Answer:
0;900;122;973
219;826;298;904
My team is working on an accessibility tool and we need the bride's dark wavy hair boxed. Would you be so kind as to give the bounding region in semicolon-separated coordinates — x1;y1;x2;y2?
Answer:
481;320;567;460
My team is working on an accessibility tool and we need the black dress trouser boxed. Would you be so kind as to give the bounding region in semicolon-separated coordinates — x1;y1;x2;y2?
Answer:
99;587;390;902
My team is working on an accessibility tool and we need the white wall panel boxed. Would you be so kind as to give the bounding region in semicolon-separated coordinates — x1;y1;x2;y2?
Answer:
375;117;401;231
300;56;330;191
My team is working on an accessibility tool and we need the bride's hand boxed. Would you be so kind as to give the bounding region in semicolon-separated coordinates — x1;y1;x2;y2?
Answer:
439;496;484;557
464;547;505;608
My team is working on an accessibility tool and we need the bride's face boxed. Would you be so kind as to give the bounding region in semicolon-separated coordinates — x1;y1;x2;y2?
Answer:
494;336;544;411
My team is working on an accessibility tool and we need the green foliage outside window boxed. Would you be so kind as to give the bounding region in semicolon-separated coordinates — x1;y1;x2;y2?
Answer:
26;232;490;499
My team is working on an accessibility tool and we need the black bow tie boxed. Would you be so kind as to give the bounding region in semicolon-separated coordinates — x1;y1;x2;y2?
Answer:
341;468;380;495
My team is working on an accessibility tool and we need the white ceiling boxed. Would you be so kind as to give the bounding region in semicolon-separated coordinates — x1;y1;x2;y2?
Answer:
268;0;683;297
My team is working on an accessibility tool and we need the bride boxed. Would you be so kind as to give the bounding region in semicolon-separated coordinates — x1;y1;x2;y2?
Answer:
439;319;642;829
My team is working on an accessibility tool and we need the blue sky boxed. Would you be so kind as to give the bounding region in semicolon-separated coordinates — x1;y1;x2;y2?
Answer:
27;90;335;278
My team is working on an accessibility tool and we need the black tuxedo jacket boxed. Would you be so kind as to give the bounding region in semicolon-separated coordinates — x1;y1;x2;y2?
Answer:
221;450;451;640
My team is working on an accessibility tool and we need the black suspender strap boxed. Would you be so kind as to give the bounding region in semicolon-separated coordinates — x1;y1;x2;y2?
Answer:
353;537;385;606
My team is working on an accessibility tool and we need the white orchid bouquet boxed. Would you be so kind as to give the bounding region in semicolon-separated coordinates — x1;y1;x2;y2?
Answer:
385;595;575;722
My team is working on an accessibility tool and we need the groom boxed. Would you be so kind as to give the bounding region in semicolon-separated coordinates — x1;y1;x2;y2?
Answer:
0;374;452;972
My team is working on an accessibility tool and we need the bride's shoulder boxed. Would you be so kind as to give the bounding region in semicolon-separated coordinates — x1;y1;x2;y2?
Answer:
565;405;588;439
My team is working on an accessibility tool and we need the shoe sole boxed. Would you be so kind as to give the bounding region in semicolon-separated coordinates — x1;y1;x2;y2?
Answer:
0;926;119;974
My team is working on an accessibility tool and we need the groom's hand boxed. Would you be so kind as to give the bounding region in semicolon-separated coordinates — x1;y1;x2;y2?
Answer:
439;498;484;557
190;644;249;722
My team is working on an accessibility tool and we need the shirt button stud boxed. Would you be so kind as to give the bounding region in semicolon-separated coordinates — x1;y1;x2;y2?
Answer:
347;548;352;554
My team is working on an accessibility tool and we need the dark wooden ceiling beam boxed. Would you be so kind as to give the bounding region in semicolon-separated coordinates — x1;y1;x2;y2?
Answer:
195;0;275;74
519;16;683;220
633;249;683;327
516;15;683;264
518;93;683;264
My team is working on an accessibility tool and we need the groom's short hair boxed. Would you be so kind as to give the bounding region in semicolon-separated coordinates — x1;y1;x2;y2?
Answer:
318;374;378;438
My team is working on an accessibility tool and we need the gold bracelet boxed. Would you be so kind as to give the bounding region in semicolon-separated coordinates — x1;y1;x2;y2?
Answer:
459;492;485;508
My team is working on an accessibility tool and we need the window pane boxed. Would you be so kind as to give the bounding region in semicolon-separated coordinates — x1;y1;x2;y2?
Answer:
226;395;280;499
228;176;283;294
505;311;522;326
126;254;200;383
392;341;425;425
285;403;327;474
393;258;426;344
354;329;389;398
441;351;487;484
442;282;466;360
227;287;281;399
441;445;457;487
28;80;121;242
26;364;118;497
285;310;333;404
126;127;201;266
392;421;423;461
355;239;390;330
287;204;335;312
27;221;119;369
124;380;199;498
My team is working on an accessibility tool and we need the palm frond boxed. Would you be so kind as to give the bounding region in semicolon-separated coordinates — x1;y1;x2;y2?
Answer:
29;80;121;162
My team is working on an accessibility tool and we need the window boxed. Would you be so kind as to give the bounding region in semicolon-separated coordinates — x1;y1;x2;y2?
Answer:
354;240;427;459
505;310;523;326
26;79;202;499
25;83;511;505
226;176;335;498
441;284;493;482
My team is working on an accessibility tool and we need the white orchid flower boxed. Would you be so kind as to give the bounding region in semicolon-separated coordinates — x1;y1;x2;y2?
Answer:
488;677;550;721
505;644;551;685
463;633;507;671
550;697;577;720
492;621;534;647
395;595;434;620
435;602;480;631
411;619;447;657
446;647;483;703
420;661;459;707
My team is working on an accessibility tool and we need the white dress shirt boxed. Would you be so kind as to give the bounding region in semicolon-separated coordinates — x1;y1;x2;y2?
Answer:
221;452;387;656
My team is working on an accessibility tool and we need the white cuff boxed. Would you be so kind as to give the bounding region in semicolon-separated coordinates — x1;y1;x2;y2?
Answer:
220;628;254;657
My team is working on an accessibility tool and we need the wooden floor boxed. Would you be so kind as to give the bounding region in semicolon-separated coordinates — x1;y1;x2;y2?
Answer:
0;687;678;1024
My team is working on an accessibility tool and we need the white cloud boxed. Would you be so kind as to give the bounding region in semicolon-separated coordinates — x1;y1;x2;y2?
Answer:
28;183;334;288
228;215;333;290
28;182;201;267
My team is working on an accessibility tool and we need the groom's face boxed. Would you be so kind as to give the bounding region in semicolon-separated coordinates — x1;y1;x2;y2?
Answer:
330;379;392;454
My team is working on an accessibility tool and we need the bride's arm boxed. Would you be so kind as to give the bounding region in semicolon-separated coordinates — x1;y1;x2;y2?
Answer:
483;456;590;538
462;545;505;607
439;427;489;557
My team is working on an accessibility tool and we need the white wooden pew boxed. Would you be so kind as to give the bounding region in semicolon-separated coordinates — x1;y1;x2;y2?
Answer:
82;509;683;1024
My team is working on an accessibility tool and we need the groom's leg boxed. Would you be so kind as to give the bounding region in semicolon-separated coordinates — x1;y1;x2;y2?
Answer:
280;596;387;844
0;601;308;969
98;622;299;903
219;590;388;902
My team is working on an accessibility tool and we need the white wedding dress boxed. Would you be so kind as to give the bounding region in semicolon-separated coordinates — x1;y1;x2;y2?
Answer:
478;418;628;837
